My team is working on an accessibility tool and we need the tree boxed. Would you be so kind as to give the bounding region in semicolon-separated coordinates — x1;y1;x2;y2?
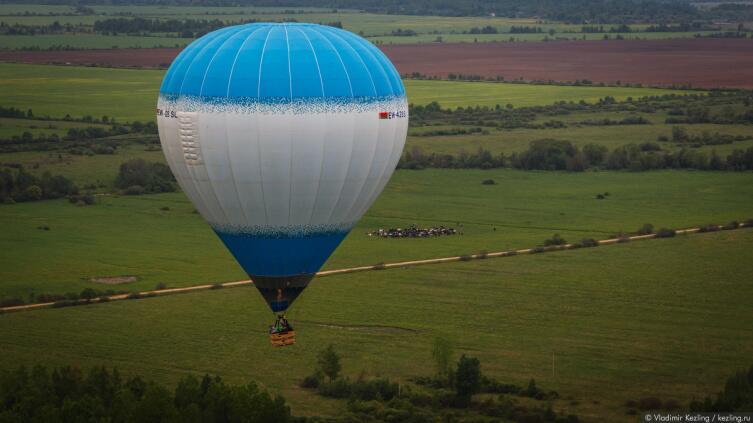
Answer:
317;344;341;382
455;354;481;406
431;337;454;380
637;223;654;235
23;185;42;202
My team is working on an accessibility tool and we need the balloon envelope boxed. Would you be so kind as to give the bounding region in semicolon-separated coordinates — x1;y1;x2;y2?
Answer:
157;23;408;312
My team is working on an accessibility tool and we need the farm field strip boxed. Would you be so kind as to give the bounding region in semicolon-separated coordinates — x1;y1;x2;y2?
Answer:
0;63;691;122
381;38;753;89
3;223;747;314
2;169;752;299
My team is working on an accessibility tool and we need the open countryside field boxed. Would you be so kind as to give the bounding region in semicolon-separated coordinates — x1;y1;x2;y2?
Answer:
0;3;742;52
0;63;690;122
383;38;753;88
1;228;752;422
1;4;710;38
2;169;752;300
407;123;753;157
1;2;753;420
3;38;752;89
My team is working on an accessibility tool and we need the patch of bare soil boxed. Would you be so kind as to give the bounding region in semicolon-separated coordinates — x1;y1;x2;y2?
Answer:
89;276;138;285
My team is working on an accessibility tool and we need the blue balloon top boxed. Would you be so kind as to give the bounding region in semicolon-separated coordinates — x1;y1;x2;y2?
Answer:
160;22;404;102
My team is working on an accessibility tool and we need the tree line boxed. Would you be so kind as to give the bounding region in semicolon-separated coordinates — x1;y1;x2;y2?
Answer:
298;342;579;423
398;139;753;172
0;365;291;422
93;17;250;38
0;166;79;204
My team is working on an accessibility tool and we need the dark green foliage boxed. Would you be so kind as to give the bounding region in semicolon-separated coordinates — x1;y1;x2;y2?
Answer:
544;233;568;246
300;373;322;389
0;166;78;203
656;228;677;238
115;159;176;194
690;364;753;412
698;224;721;233
317;344;341;382
0;365;291;423
123;185;146;196
314;377;400;402
93;17;246;37
481;179;496;185
431;337;454;381
454;355;481;406
0;296;25;307
68;192;96;205
637;223;654;235
390;28;417;36
515;139;584;171
722;221;740;230
575;238;599;248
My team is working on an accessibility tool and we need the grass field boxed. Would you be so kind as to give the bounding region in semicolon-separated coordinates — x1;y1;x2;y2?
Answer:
407;122;753;157
1;228;751;422
0;3;724;48
0;34;192;50
0;63;688;122
0;32;715;51
1;168;752;300
0;117;110;138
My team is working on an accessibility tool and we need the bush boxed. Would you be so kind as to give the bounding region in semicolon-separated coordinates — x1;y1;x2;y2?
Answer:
79;288;99;300
637;223;654;235
0;296;25;307
123;185;146;195
317;344;341;382
656;228;676;238
698;224;720;233
638;397;663;410
0;365;292;422
578;238;599;248
722;221;740;230
455;355;481;406
300;373;322;389
317;378;351;398
544;233;567;246
52;300;78;308
68;193;95;205
115;159;176;194
481;179;496;185
745;218;753;227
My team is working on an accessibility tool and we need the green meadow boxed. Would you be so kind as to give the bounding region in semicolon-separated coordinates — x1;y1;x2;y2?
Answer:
407;122;753;157
0;63;687;122
1;169;752;299
1;228;751;422
0;3;719;49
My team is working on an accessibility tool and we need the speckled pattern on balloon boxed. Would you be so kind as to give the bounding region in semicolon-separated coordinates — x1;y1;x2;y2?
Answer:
158;94;408;115
211;221;355;238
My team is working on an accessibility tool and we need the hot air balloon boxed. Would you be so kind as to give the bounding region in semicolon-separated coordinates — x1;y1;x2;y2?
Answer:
156;23;408;346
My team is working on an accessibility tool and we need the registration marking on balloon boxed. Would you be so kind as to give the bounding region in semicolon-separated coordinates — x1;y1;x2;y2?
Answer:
379;110;407;119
